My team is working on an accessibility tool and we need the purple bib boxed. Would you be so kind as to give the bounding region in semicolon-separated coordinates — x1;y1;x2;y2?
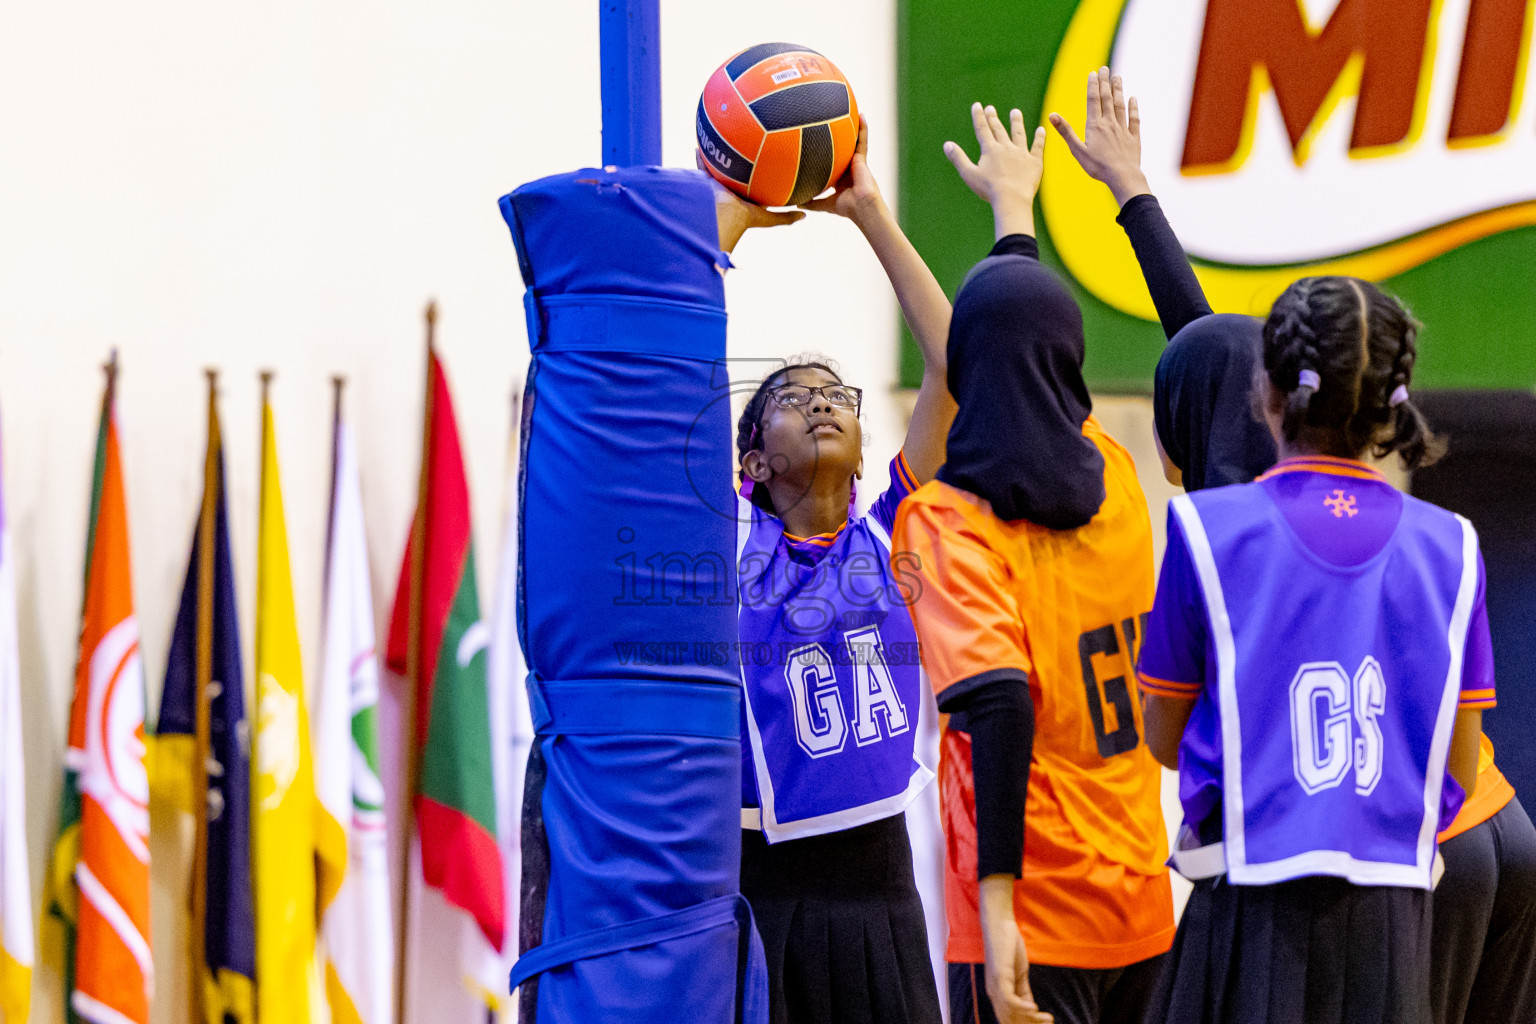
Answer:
737;501;934;842
1173;485;1477;888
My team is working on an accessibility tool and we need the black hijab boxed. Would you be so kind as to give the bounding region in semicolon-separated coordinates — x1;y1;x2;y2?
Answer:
938;254;1105;528
1153;313;1277;491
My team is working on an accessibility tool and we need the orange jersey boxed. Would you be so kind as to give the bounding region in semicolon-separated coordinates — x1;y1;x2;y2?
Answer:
894;416;1173;969
1440;735;1515;842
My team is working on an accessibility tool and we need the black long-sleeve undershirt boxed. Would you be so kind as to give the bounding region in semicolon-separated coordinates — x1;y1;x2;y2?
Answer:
989;234;1040;261
989;204;1209;343
940;673;1034;880
1115;194;1212;341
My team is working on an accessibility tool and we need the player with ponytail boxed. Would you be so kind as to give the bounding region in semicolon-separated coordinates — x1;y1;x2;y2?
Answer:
1137;272;1491;1024
1257;282;1536;1023
1262;276;1440;469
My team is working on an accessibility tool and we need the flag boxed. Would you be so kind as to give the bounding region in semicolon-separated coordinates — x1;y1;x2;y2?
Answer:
386;341;506;1020
254;385;330;1023
47;365;152;1024
153;378;255;1024
487;396;534;1021
316;386;393;1024
0;426;33;1024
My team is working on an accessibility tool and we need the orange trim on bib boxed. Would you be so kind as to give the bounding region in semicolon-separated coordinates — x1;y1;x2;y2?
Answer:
1137;673;1202;699
1257;456;1388;484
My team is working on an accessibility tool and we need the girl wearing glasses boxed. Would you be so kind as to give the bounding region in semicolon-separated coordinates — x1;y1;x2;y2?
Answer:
717;120;956;1024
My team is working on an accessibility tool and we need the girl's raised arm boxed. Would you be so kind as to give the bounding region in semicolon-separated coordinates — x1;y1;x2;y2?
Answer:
802;119;956;482
1050;69;1213;340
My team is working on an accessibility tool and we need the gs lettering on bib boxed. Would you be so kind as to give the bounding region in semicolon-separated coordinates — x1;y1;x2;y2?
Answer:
1173;487;1477;889
737;499;934;842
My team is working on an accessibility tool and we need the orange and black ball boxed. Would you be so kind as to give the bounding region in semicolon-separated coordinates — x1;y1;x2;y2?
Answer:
697;43;860;208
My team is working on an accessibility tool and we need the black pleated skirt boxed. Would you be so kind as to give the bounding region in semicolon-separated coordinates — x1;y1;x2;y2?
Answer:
740;812;943;1024
1148;874;1433;1024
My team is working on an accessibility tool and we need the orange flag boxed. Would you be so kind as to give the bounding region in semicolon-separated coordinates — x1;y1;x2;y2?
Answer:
48;361;152;1024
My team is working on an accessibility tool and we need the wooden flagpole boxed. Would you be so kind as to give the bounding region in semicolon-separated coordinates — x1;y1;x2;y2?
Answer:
189;369;220;1024
395;301;437;1024
79;350;121;596
325;376;346;574
101;349;119;428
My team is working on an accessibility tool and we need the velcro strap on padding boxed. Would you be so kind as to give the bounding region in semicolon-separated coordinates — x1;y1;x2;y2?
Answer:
509;893;751;991
528;677;740;740
527;293;726;358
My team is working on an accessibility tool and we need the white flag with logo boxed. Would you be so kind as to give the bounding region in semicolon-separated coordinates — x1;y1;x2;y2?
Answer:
316;411;394;1024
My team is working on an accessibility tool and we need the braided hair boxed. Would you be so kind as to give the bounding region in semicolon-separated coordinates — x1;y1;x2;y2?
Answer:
1261;276;1442;470
735;357;844;515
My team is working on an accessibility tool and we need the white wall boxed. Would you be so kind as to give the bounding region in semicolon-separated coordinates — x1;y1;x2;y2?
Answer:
0;1;915;1020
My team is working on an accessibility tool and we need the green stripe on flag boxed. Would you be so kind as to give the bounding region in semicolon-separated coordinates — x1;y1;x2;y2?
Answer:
418;549;496;838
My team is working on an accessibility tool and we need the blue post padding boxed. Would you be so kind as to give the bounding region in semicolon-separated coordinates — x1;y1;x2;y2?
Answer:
501;167;763;1022
502;167;724;307
528;678;741;739
501;167;735;685
508;893;767;1022
599;0;662;166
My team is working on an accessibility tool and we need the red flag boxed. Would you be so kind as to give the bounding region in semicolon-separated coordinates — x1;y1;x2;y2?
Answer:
386;351;504;952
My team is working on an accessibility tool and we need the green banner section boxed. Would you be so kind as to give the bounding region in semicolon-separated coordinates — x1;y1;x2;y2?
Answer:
896;0;1536;392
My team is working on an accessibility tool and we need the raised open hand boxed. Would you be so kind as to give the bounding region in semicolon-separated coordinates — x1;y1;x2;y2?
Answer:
1048;68;1150;207
944;102;1047;239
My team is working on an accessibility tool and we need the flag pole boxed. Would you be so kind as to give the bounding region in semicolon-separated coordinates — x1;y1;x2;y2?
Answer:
396;301;437;1024
82;351;120;593
253;369;273;1015
497;388;521;555
102;349;119;417
190;368;220;1024
326;376;346;572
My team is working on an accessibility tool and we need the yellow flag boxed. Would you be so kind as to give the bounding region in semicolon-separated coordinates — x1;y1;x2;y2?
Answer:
254;391;324;1024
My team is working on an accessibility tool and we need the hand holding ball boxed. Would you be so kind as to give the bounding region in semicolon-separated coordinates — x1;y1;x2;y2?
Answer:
697;43;860;208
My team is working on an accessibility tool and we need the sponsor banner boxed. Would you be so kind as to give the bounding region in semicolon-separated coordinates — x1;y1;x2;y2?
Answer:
899;0;1536;389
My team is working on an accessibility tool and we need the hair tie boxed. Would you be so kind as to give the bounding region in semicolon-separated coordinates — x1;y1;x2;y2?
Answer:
1297;369;1322;392
1389;384;1410;408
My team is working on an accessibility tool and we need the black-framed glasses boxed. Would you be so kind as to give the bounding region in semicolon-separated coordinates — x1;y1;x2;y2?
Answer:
767;383;863;414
